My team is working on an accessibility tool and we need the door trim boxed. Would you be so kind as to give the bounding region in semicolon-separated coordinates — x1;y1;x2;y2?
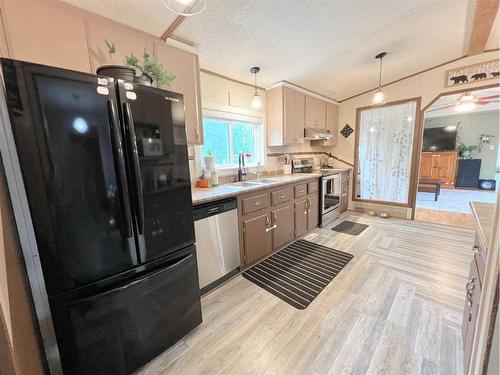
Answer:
352;97;422;209
410;82;499;219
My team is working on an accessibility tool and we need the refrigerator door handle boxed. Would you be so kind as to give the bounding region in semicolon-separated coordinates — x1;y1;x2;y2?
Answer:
107;99;133;238
123;102;145;234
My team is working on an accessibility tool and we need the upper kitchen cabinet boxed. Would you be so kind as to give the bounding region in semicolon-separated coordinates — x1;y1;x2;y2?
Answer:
266;86;305;146
86;19;152;75
1;1;91;72
324;102;339;146
305;95;326;128
154;42;203;145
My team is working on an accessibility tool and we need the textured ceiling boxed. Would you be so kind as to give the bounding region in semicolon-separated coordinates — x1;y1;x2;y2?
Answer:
425;87;500;118
63;0;178;36
64;0;500;101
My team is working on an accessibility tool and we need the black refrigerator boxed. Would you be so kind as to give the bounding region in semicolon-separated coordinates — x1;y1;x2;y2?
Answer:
0;59;202;374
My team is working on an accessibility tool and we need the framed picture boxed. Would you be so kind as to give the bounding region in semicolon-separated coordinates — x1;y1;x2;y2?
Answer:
445;60;499;87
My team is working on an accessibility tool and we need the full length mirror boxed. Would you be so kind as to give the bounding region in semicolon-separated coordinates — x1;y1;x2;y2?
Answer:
354;99;420;205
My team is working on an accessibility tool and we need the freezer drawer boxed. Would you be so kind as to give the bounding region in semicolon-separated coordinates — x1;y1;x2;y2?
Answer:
50;247;202;375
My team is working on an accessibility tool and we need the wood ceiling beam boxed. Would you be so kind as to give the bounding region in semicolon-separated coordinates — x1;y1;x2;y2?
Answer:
465;0;499;56
161;14;187;41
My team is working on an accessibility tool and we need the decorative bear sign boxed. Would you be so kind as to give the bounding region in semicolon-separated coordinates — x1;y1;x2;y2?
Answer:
445;60;499;87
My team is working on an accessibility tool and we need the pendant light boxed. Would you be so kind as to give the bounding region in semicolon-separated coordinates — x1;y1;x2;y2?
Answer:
372;52;387;105
160;0;206;16
250;67;262;110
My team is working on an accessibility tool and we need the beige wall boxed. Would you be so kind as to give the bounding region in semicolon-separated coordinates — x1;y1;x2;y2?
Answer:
336;51;500;213
0;163;45;375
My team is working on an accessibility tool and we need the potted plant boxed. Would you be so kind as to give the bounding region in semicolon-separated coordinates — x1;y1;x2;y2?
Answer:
197;168;209;188
204;151;215;171
96;40;136;81
97;40;176;88
456;142;478;159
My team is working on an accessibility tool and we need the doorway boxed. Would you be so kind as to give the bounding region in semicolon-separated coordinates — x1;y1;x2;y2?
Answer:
414;86;499;228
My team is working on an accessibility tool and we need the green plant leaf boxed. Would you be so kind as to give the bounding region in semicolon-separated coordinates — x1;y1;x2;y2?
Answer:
104;39;116;55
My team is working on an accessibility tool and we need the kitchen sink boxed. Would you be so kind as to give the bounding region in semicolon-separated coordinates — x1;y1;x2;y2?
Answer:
226;181;263;188
256;179;281;184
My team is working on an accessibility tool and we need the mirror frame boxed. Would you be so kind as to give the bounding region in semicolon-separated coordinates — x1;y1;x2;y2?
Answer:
352;97;422;208
409;82;500;218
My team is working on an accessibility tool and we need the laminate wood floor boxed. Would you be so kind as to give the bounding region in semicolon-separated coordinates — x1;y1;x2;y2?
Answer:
137;212;475;375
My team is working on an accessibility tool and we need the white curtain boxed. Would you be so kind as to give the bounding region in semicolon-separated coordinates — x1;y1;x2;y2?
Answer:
358;101;417;203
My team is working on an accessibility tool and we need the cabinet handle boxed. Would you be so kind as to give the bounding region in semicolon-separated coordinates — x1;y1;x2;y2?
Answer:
251;201;261;206
266;212;278;232
272;211;278;226
307;198;311;213
472;245;480;256
466;277;476;307
195;125;199;140
279;194;286;199
298;189;304;193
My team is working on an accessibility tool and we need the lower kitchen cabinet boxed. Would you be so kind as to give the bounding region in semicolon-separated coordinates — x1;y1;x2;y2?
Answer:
294;200;308;237
340;171;350;213
271;204;294;250
238;177;321;268
242;213;272;265
307;196;319;230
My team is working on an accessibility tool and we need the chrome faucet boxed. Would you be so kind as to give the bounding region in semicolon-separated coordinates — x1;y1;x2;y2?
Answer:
237;152;247;181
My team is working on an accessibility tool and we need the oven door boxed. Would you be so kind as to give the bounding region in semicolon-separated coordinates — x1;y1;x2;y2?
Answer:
321;175;341;214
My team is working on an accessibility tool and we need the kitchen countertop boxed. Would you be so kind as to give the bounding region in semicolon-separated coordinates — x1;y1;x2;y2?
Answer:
192;173;322;205
470;201;496;251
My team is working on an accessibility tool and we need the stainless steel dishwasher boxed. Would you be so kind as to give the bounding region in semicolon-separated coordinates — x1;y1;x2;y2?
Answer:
193;198;240;294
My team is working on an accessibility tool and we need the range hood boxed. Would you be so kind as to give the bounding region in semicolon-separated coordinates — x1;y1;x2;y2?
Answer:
304;127;332;140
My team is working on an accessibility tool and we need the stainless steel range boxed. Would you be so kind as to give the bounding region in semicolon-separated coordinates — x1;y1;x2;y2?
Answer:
291;158;342;227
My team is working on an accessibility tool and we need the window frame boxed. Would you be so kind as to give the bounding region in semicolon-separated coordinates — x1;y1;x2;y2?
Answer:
352;97;422;208
199;108;265;173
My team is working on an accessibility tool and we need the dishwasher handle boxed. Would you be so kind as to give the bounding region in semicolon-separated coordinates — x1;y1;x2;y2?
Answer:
193;198;237;221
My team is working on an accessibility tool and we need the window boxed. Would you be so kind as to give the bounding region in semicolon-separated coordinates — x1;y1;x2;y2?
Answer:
201;117;264;169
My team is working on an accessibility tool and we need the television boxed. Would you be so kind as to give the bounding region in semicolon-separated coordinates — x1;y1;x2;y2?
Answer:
422;127;457;152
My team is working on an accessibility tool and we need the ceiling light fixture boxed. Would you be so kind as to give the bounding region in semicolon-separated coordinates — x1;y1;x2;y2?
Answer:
160;0;206;16
250;66;262;110
454;93;477;112
372;52;387;105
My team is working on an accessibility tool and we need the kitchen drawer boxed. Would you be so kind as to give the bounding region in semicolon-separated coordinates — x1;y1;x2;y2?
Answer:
294;184;307;198
242;193;269;215
307;180;319;194
271;187;293;206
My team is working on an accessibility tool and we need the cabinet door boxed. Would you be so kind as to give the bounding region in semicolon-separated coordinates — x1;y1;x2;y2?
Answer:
2;1;91;72
155;42;203;145
243;213;272;264
292;90;305;142
283;87;305;145
86;19;152;74
283;87;295;145
419;153;433;178
324;103;338;146
430;155;440;178
305;95;326;128
307;196;319;230
294;200;308;238
341;173;349;212
272;204;294;250
462;258;481;372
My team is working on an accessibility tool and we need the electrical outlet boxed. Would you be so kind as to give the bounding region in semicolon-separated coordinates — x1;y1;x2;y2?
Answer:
489;145;495;151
